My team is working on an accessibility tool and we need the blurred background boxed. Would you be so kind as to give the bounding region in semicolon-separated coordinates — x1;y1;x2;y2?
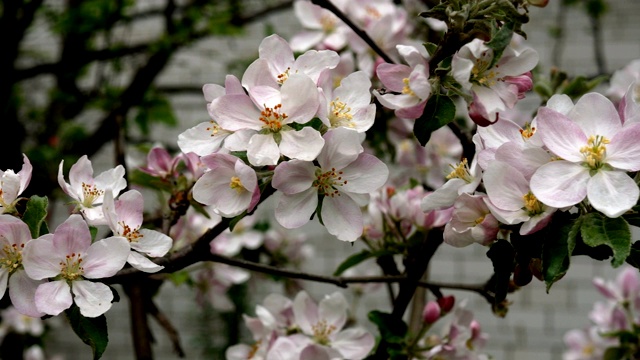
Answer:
3;0;640;359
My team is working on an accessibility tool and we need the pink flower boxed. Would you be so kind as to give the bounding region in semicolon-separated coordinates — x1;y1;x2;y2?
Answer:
22;215;129;317
0;154;32;214
192;154;260;217
273;128;388;241
58;155;126;225
530;93;640;217
443;193;499;247
0;215;44;317
318;70;376;132
103;190;173;273
290;0;350;52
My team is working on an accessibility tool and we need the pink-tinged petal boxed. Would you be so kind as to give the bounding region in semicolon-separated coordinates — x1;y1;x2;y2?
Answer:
247;134;280;166
546;94;574;115
57;161;77;201
444;222;476;248
68;155;94;190
299;344;332;360
273;160;316;195
293;50;340;83
224;75;244;95
35;281;72;316
618;267;640;299
177;121;229;156
322;195;363;241
421;178;467;211
587;170;639;218
607;122;640;171
495;47;539;76
334;71;372;110
536;108;586;162
82;236;130;278
9;270;45;317
81;207;107;226
259;34;294;77
93;165;126;200
17;154;32;195
280;128;325;161
485;199;529;225
127;252;164;273
332;328;375;360
235;160;258;194
210;94;262;131
472;85;507;114
249;85;282;110
592;277;617;300
477;118;523;149
134;229;172;257
52;214;91;255
192;169;234;205
290;31;325;52
0;215;32;246
266;337;301;360
451;55;475;90
376;63;412;92
242;59;279;89
200;152;236;171
318;128;363;170
280;74;320;124
374;92;420;111
340;154;389;194
530;161;589;208
145;147;172;174
22;235;61;280
293;291;319;335
71;280;113;318
409;65;430;100
275;189;318;229
223;130;254;152
520;206;555;235
568;93;622;138
318;292;348;330
495;142;551;180
483;162;529;211
115;190;144;229
0;171;21;205
202;83;225;102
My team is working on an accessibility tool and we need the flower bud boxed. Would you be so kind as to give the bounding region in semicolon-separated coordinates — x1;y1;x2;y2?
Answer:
437;295;455;313
422;301;441;324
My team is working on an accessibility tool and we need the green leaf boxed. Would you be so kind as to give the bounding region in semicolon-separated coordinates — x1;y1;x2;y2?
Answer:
368;310;408;344
413;94;456;146
603;346;631;360
89;226;98;242
485;21;515;69
333;250;373;276
66;305;109;359
542;217;578;292
22;196;49;238
423;42;438;56
625;242;640;269
229;211;248;231
580;213;631;267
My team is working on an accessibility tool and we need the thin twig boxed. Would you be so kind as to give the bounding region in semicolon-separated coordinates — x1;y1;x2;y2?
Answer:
147;300;186;358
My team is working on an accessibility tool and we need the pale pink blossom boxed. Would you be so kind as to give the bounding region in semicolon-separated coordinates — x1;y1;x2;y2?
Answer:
192;153;260;217
607;59;640;102
103;190;173;273
58;155;126;225
273;128;388;241
563;327;614;360
0;154;32;214
0;215;44;317
530;93;640;217
22;215;129;317
290;0;350;52
194;264;249;312
318;70;376;132
443;193;499;247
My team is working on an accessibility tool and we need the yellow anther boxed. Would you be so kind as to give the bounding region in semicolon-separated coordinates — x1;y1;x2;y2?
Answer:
519;122;536;140
329;98;354;128
446;158;473;183
259;104;287;132
579;135;609;169
312;320;337;346
522;192;543;215
205;120;220;137
401;78;415;96
229;176;244;193
277;67;291;85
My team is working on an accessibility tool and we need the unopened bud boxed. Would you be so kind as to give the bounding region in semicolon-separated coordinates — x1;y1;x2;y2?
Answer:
422;301;441;324
437;295;455;313
526;0;549;7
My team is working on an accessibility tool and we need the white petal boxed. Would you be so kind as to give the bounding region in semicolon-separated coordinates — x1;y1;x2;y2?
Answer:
133;229;173;257
272;160;316;195
82;236;130;278
530;161;589;208
275;190;318;229
127;252;164;273
587;170;639;218
279;128;325;161
9;270;45;317
72;280;114;318
35;281;72;316
321;195;363;241
247;134;280;166
22;236;61;280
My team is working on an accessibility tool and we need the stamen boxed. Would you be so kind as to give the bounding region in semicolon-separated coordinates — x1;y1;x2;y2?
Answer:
229;176;245;193
313;168;347;197
259;104;287;132
579;135;609;169
446;158;473;183
329;98;354;128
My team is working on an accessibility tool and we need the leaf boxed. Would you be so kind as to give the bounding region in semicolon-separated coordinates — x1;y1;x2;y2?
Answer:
603;346;631;360
625;242;640;270
22;196;49;238
485;21;515;69
368;310;407;345
333;250;373;276
542;216;579;292
89;226;98;242
413;94;456;146
423;42;438;56
66;305;109;360
580;213;631;267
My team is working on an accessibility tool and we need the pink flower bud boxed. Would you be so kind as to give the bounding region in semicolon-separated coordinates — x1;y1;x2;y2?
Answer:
437;295;455;313
422;301;441;324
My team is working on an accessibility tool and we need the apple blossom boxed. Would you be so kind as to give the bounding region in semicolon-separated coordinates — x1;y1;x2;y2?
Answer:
103;190;173;273
192;153;260;217
290;0;350;52
58;155;126;225
0;215;44;317
443;193;499;247
273;128;389;241
0;154;32;214
530;93;640;217
452;38;538;125
607;59;640;102
22;215;129;317
318;70;376;132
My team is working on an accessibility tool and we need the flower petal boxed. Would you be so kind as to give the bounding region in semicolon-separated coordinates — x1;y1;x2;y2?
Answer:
22;235;61;280
35;281;72;316
279;128;325;161
530;161;589;208
536;108;586;162
82;236;130;278
275;189;318;229
587;170;639;218
127;251;164;273
9;270;45;317
72;280;114;317
321;195;363;241
273;160;316;195
134;229;173;257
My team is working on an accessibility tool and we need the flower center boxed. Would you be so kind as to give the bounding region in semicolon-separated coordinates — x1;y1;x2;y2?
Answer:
81;182;104;207
229;176;245;193
519;122;536;140
60;253;84;281
0;243;24;274
277;68;291;85
119;221;143;243
312;320;336;346
313;168;348;197
206;120;221;137
522;192;544;216
580;135;609;169
320;14;337;32
329;98;354;128
260;104;287;132
471;52;499;87
446;158;473;183
402;78;416;96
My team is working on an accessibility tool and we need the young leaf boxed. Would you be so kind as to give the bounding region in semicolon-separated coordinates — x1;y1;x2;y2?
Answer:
333;250;373;276
485;21;515;69
580;213;631;267
66;305;109;360
542;217;578;292
22;195;49;238
413;94;456;146
368;310;408;344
